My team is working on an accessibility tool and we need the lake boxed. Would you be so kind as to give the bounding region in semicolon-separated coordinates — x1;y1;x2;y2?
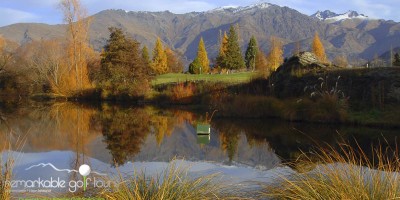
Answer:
0;102;398;196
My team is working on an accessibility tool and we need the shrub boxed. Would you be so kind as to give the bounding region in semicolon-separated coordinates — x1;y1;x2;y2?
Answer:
170;83;196;103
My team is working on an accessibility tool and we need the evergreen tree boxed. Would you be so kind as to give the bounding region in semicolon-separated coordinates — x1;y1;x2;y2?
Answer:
196;37;210;73
224;25;245;70
151;37;168;75
312;32;327;62
245;36;258;71
216;31;228;68
266;36;283;71
99;27;150;98
189;57;202;74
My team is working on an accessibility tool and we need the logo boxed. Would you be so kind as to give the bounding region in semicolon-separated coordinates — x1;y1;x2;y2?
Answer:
7;163;112;193
79;164;91;191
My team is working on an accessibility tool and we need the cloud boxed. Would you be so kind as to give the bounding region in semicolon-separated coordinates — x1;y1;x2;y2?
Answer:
0;7;39;26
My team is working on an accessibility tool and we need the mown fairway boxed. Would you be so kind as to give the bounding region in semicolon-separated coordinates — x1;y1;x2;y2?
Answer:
152;72;257;85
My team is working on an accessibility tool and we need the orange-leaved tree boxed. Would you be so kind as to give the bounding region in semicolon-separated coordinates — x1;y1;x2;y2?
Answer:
59;0;93;95
151;37;168;75
266;36;283;71
312;32;327;62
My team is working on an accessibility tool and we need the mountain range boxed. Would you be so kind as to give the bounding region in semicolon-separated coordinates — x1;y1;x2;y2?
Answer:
0;2;400;65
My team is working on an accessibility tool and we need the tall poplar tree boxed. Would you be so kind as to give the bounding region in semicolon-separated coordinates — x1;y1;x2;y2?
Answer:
196;37;209;73
266;36;283;71
312;32;327;62
245;36;258;71
151;37;168;75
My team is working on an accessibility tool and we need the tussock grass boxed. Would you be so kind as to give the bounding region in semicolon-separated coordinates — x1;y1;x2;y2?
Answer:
262;142;400;200
99;161;231;200
0;156;13;200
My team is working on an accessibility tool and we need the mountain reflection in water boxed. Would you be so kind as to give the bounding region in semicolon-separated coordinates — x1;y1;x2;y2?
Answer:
0;103;398;172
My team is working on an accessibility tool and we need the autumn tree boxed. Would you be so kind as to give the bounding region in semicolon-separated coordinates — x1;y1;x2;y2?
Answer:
266;36;283;71
224;25;245;70
255;49;269;77
0;36;13;73
98;27;150;98
59;0;93;95
312;32;327;62
194;37;210;73
142;45;151;67
18;39;65;91
151;37;168;75
165;47;184;73
216;31;228;68
245;36;258;71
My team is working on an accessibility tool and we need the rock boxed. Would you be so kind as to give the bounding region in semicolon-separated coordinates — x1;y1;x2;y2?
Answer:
276;51;335;75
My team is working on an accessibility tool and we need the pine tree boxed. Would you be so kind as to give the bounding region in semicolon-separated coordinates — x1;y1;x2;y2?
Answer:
312;32;327;62
266;36;283;71
99;27;150;98
245;36;258;71
224;25;245;70
216;31;228;68
195;37;210;74
151;37;168;75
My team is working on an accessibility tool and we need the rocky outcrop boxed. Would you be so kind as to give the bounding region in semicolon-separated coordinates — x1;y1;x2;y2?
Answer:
270;52;400;107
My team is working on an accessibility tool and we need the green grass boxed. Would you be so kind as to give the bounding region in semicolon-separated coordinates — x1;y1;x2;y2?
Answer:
152;72;256;85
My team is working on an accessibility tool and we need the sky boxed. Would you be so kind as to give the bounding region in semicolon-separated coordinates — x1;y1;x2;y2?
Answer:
0;0;398;27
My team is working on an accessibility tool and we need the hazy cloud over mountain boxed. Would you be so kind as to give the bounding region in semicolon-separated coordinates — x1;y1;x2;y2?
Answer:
0;0;398;27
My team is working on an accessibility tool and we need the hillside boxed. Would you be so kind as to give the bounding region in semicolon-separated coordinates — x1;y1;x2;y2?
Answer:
1;3;400;64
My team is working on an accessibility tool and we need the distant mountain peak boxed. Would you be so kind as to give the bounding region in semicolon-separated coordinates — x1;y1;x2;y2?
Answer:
311;10;368;22
209;2;273;13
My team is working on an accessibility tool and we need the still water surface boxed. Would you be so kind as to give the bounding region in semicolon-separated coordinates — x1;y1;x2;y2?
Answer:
0;103;398;195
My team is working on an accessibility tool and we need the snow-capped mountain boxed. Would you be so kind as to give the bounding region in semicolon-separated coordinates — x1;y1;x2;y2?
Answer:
311;10;368;22
209;2;271;13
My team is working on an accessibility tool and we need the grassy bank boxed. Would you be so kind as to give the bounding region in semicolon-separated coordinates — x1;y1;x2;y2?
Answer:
152;72;256;85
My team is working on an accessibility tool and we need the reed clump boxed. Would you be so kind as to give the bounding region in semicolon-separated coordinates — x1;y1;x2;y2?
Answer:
262;142;400;200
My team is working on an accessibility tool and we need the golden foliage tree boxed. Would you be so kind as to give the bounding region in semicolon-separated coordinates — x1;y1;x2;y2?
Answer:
59;0;93;95
266;36;283;71
0;36;13;73
151;37;168;75
196;37;210;73
312;32;327;62
256;49;269;78
164;47;184;73
216;31;228;68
